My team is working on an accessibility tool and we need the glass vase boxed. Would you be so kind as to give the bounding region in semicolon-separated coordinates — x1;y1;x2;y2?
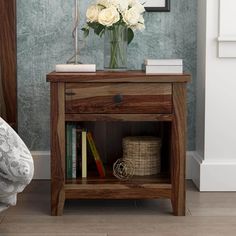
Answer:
104;25;128;71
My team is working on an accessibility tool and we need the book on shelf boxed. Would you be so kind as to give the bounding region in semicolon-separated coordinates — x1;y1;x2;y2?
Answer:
66;125;105;179
144;59;183;66
66;124;73;179
72;126;77;179
82;130;87;178
87;132;106;178
76;128;82;177
66;123;78;179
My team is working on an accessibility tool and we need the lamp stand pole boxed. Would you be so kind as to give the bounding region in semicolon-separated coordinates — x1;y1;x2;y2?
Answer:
74;0;79;64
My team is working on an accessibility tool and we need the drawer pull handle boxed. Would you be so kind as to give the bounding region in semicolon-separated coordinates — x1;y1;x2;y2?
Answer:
113;94;123;104
65;92;76;96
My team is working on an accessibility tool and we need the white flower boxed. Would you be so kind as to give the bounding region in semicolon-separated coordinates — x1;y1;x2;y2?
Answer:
128;0;142;7
128;0;138;7
123;7;141;26
131;15;145;31
138;14;144;24
98;6;120;26
131;22;145;31
132;2;145;14
86;4;102;23
97;0;110;8
110;0;128;12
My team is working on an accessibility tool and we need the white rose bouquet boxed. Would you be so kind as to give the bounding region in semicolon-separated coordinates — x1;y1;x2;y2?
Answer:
82;0;145;70
82;0;145;43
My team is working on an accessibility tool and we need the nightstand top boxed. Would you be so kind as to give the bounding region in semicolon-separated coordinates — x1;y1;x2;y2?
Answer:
47;70;191;83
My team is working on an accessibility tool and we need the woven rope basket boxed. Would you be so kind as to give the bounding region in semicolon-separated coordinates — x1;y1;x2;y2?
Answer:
123;136;162;176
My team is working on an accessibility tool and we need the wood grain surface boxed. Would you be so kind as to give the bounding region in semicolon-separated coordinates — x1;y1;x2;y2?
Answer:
47;71;191;83
65;83;172;114
50;83;66;216
0;66;6;118
0;0;17;126
171;83;187;216
65;174;171;199
65;114;174;122
47;72;190;216
65;185;171;199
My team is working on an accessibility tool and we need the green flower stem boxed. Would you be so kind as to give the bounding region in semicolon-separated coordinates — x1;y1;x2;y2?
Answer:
108;25;126;70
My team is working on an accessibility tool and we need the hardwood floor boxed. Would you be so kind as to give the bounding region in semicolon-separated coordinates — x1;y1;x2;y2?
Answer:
1;181;236;235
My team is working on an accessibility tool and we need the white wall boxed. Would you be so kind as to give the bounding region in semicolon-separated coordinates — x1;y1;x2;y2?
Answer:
192;0;236;191
219;0;236;37
218;0;236;57
205;0;236;162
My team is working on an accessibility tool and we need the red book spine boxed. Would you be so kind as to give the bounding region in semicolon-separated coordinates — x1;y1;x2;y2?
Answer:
87;132;106;178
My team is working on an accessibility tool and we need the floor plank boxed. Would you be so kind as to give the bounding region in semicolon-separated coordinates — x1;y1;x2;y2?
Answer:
186;182;236;216
1;180;236;235
2;215;236;235
0;215;4;225
0;234;107;236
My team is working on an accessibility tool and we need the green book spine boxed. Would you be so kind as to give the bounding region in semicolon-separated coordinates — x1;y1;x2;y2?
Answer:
72;125;77;179
66;124;72;179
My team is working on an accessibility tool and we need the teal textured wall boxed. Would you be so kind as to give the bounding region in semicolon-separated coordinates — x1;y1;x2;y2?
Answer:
17;0;196;150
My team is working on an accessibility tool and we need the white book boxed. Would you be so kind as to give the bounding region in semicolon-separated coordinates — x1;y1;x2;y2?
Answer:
82;131;87;178
55;64;96;72
144;59;183;66
145;65;183;74
72;126;77;179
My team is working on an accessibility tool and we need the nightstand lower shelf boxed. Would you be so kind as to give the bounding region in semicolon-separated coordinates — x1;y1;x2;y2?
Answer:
65;174;171;200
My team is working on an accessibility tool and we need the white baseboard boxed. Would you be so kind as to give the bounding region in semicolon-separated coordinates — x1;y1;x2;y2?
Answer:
189;151;236;191
31;151;50;180
31;151;194;180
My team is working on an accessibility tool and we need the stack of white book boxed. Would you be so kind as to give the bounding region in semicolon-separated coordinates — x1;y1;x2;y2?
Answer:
144;59;183;74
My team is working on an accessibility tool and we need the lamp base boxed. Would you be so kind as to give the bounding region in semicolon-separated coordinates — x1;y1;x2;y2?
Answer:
55;64;96;73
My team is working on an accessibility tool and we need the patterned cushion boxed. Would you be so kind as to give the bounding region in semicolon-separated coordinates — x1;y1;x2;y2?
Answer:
0;117;34;208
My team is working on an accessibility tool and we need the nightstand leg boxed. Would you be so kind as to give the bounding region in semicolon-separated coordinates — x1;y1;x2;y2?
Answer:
171;83;186;216
51;181;65;216
50;83;66;216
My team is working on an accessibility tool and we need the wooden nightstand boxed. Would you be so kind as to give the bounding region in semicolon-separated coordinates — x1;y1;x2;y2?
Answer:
47;71;191;216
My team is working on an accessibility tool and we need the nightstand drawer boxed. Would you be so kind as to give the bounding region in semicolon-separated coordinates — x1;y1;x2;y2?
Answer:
65;83;172;114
